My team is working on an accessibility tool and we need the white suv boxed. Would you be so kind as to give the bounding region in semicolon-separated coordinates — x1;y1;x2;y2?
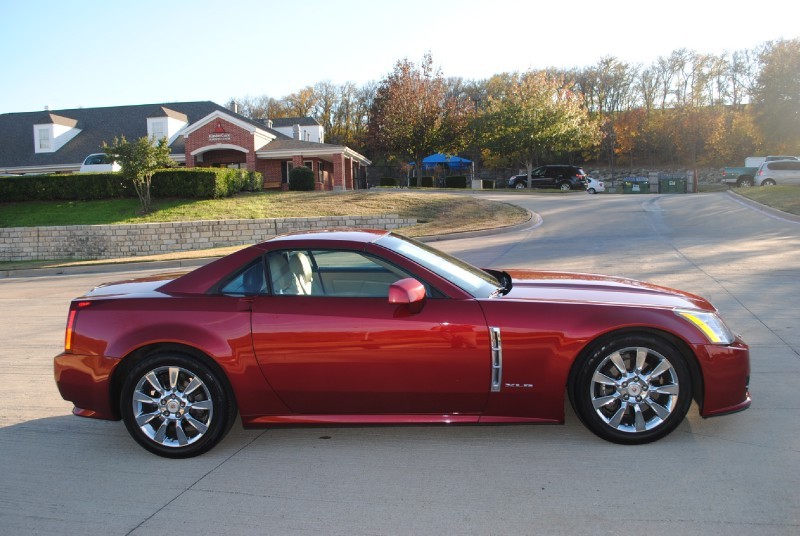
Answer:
754;160;800;186
79;153;120;173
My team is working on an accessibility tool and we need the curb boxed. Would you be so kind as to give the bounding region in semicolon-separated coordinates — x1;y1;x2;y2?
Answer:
0;257;216;279
725;190;800;224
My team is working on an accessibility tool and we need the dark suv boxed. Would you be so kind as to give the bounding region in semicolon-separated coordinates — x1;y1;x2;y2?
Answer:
507;165;588;191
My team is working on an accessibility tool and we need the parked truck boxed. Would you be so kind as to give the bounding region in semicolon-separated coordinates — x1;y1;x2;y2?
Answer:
723;155;799;187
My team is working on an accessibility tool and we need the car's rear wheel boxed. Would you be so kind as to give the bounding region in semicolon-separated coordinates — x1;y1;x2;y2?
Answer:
515;182;526;189
762;179;776;186
737;176;754;188
120;353;236;458
571;334;692;444
559;182;572;191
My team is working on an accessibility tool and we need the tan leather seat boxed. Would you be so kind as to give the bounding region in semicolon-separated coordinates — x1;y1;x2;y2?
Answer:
289;251;313;295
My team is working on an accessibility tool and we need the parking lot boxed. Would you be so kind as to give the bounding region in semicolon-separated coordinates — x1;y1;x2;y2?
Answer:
0;192;798;534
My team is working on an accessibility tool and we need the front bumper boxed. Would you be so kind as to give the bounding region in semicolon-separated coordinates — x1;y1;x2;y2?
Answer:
696;339;751;417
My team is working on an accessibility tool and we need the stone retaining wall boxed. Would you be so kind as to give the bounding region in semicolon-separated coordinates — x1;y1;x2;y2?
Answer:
0;215;416;262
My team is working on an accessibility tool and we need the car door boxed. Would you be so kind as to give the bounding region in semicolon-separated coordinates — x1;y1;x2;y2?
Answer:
530;166;550;188
250;249;491;416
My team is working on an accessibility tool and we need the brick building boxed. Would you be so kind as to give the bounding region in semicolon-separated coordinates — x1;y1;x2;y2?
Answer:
0;101;370;190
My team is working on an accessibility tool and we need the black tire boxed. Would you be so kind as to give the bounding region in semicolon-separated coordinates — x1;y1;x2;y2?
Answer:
570;334;692;444
737;176;754;188
559;182;572;191
588;188;596;194
762;179;776;186
514;182;526;189
120;353;236;458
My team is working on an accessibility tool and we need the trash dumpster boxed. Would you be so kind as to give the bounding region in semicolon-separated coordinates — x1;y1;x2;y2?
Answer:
659;177;686;193
622;177;650;194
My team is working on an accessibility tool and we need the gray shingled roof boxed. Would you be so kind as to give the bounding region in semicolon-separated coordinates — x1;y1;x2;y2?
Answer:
0;101;266;169
258;139;345;152
269;117;321;127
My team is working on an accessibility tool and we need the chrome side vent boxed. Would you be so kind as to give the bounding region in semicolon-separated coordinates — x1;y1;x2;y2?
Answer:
490;327;502;392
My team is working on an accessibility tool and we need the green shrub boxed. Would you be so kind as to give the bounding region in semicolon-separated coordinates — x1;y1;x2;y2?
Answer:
379;177;399;187
289;166;315;191
482;179;495;189
420;176;434;188
0;173;129;201
444;175;468;188
0;168;261;202
244;170;263;191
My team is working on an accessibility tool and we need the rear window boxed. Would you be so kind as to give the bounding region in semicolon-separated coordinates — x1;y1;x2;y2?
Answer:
83;154;112;165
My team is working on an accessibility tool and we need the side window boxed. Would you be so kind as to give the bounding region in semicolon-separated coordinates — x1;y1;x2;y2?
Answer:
219;258;267;296
268;250;317;296
267;249;421;298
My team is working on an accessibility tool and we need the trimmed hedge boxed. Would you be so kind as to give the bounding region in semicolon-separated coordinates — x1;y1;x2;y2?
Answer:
444;175;468;188
0;168;262;202
379;177;400;187
0;172;129;201
420;176;434;188
289;166;315;191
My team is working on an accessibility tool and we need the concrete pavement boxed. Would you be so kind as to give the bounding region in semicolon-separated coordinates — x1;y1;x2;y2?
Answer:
0;191;798;535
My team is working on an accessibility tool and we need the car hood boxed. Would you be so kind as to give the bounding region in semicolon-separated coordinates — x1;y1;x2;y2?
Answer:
496;270;714;311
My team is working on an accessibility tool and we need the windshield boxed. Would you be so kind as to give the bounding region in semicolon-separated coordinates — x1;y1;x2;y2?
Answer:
375;233;501;298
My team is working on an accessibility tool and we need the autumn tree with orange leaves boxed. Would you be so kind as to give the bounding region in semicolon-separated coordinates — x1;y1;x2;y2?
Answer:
368;54;471;184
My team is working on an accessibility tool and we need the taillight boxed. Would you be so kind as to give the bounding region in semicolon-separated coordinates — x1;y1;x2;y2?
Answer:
65;301;91;351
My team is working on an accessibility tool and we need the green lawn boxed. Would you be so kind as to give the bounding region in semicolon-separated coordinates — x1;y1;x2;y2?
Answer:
0;190;531;237
732;185;800;216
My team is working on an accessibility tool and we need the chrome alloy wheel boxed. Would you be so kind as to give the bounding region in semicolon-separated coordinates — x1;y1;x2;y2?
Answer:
589;346;679;433
132;366;214;448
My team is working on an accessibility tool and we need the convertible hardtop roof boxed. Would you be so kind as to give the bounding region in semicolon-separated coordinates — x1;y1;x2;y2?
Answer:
268;229;390;244
159;229;392;295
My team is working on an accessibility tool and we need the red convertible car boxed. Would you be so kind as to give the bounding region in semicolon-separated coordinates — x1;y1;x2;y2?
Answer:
54;230;751;458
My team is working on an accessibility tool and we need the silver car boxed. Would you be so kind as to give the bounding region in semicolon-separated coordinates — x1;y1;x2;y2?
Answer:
754;159;800;186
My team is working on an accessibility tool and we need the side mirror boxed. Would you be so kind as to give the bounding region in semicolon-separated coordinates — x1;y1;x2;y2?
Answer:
388;278;426;313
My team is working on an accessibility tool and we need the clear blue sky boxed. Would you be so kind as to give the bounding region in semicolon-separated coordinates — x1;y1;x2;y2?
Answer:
1;0;797;114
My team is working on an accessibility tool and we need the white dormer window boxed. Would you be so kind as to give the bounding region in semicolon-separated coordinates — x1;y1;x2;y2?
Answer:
151;120;166;141
38;127;51;150
33;114;81;153
147;110;187;145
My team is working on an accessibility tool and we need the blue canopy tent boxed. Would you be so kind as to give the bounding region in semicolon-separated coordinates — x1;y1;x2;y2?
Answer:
411;153;472;173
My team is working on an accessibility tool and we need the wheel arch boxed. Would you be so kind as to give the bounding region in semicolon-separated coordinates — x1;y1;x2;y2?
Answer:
109;342;239;421
567;327;704;409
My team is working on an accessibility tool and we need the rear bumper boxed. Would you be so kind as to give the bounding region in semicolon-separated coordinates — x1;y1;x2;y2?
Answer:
54;352;120;421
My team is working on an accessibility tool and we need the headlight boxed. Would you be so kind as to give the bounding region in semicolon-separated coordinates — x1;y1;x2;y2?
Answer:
675;309;735;345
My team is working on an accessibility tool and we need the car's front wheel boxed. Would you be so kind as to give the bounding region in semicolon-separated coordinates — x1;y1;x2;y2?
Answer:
120;353;236;458
762;179;776;186
570;334;692;444
587;188;596;194
515;182;526;189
